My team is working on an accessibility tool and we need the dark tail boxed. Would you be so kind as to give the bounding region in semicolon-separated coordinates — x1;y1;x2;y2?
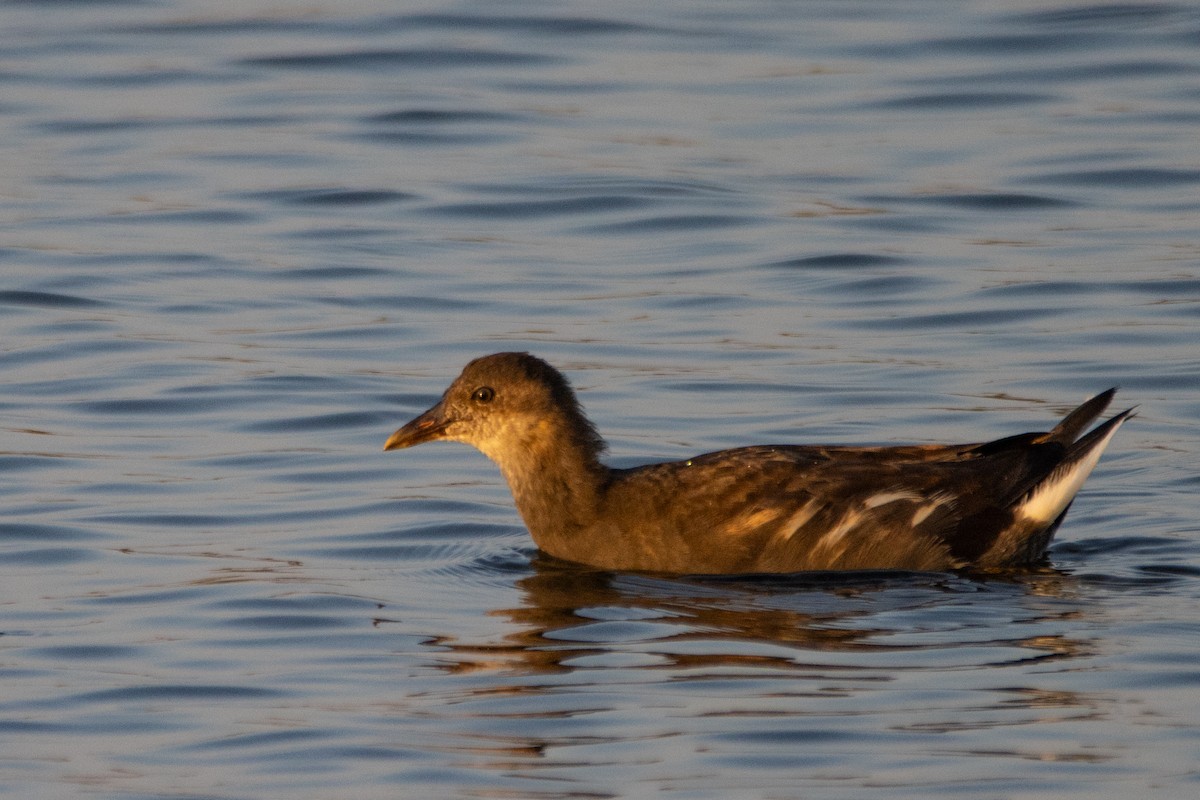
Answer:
1043;387;1117;445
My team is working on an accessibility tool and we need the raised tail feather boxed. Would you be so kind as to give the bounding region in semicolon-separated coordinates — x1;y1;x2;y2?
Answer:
1043;387;1117;445
1017;401;1136;526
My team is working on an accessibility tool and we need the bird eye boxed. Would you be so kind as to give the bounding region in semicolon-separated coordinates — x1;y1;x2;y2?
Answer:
471;386;495;404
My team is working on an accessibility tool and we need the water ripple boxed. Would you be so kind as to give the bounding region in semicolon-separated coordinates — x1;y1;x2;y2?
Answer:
240;48;562;70
0;290;108;309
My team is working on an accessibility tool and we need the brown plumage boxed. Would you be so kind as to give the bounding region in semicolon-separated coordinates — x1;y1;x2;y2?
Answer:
384;352;1133;574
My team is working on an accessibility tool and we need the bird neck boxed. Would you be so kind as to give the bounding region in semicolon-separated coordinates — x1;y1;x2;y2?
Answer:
491;414;610;552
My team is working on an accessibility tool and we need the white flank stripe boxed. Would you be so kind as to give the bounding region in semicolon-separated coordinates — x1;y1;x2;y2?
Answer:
863;490;918;509
911;501;940;527
776;500;820;543
816;509;862;552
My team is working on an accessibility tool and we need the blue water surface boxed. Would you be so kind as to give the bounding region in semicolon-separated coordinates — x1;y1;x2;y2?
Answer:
2;1;1198;798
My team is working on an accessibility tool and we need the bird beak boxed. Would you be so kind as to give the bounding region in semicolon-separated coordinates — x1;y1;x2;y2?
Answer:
384;401;450;451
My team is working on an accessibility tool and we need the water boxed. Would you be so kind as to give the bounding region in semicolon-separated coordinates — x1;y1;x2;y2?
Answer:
2;0;1198;797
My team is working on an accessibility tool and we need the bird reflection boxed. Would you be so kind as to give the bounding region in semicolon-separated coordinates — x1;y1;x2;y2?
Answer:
418;556;1104;787
432;553;1089;678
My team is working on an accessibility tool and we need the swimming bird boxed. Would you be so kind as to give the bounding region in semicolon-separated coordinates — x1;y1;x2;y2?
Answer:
384;352;1133;574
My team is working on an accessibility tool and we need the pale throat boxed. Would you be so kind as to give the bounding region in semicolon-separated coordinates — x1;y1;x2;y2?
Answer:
477;416;605;520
